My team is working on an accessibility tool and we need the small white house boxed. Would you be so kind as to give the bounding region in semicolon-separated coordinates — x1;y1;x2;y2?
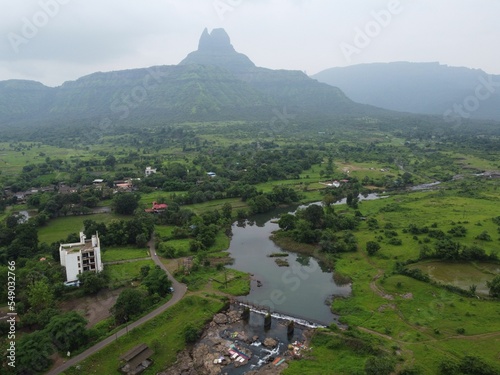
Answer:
59;232;103;283
145;167;157;176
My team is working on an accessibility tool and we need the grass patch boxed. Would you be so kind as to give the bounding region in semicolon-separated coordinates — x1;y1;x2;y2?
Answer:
180;267;250;296
268;252;289;257
102;246;150;262
107;260;155;287
155;225;176;239
207;230;230;252
38;213;129;244
274;258;290;267
184;198;248;215
284;330;381;375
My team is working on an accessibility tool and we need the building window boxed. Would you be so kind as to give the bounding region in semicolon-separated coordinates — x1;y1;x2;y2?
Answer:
78;263;81;268
77;256;80;261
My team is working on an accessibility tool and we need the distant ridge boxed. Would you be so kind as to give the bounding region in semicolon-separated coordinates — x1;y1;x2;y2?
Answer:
313;62;500;121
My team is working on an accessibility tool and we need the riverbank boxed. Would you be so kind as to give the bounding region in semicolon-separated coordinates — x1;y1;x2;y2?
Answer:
161;303;313;375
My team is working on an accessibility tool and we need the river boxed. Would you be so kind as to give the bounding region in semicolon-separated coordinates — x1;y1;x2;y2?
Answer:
227;204;351;326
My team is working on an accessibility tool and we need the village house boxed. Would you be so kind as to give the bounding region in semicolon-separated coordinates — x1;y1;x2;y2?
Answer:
144;201;168;213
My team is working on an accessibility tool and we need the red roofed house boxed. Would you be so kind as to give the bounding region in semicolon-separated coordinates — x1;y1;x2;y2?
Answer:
145;201;168;213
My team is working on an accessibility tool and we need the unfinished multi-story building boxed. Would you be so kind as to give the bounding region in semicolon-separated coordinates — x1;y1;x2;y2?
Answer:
59;232;103;283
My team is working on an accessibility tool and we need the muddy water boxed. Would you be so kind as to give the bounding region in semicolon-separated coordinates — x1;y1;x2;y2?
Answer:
410;261;500;294
227;205;351;326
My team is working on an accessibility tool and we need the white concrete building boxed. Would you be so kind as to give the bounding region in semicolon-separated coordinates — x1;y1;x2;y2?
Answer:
59;232;103;283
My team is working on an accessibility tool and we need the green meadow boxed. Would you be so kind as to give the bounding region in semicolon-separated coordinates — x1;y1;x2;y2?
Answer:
38;213;129;244
101;246;150;262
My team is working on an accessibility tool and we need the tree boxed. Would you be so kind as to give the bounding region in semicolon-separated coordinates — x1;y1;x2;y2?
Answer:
346;192;359;209
184;324;201;343
112;193;139;215
322;194;336;210
300;204;325;229
136;233;148;248
27;279;54;311
113;288;148;324
45;312;89;352
365;356;395;375
77;271;108;295
366;241;381;256
278;213;296;231
140;264;151;279
487;275;500;298
104;154;116;167
247;194;274;214
143;266;172;297
475;230;492;241
17;330;54;374
222;202;233;220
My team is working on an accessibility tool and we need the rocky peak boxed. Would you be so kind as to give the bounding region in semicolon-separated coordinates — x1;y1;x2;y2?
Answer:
179;28;255;72
198;28;235;53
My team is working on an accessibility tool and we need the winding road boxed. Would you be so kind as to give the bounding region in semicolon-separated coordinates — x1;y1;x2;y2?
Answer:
46;239;187;375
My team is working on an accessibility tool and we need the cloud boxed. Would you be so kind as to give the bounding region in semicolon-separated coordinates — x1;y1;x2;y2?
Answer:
0;0;498;86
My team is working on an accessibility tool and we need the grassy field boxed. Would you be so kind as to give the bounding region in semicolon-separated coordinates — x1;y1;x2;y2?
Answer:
184;197;248;214
106;260;155;287
62;296;225;375
284;330;386;375
38;213;129;244
181;267;250;295
322;185;500;373
102;246;150;262
139;191;185;206
155;225;176;239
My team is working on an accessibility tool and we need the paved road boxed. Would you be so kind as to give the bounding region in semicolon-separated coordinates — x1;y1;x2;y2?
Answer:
46;239;187;375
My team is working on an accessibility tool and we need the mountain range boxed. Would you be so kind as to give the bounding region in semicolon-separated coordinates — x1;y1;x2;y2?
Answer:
313;62;500;121
0;28;384;131
1;29;499;133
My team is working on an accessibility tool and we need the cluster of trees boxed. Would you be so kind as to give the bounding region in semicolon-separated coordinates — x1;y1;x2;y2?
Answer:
246;186;302;214
112;265;172;324
27;188;109;220
82;212;155;249
157;205;233;258
0;214;39;261
440;355;500;375
278;203;360;251
419;240;498;262
15;311;93;374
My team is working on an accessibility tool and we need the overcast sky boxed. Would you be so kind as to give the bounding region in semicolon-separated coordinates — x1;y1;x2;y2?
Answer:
1;0;499;87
